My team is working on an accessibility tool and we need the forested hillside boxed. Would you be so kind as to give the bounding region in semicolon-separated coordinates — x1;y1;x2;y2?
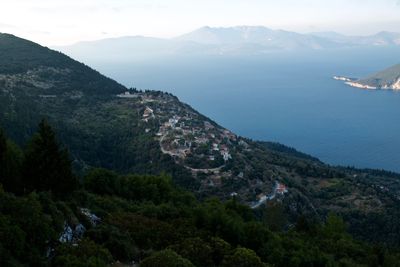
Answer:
1;33;400;250
1;122;400;267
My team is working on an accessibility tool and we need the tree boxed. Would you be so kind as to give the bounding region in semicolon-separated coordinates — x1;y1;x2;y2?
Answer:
0;128;6;166
22;119;76;196
140;249;195;267
53;238;112;267
295;214;312;233
169;237;214;267
322;213;347;239
222;247;268;267
84;168;119;195
0;129;23;194
0;191;56;265
263;202;287;232
86;224;138;262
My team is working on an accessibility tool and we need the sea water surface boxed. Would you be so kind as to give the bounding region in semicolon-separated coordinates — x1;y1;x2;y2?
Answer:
92;47;400;172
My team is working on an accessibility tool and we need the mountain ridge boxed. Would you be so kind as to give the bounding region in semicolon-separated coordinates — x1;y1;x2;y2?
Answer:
53;26;400;60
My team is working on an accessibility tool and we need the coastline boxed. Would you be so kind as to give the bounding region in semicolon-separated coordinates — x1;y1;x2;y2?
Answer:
333;76;400;90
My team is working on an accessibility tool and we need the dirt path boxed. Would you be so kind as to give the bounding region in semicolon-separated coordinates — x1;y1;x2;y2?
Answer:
184;165;225;174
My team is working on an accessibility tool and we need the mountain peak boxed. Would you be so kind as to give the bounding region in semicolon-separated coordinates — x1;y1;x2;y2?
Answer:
176;26;277;45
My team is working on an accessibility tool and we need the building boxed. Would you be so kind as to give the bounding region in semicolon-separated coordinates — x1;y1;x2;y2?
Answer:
117;91;139;98
276;183;288;195
168;117;180;128
143;107;154;118
221;151;232;161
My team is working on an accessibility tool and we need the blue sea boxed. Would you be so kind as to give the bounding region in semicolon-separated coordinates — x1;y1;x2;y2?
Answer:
91;47;400;172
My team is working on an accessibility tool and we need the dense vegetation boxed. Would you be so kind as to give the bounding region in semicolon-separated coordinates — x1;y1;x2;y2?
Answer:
1;122;400;266
0;33;126;95
0;37;193;189
2;32;400;264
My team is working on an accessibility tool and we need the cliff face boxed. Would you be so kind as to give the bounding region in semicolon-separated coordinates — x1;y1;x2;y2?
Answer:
344;81;378;90
385;77;400;89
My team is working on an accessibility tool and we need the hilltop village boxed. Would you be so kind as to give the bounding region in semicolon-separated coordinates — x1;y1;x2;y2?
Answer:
117;90;400;211
118;90;289;204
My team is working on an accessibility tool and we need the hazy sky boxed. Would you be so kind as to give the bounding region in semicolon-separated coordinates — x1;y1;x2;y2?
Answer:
1;0;399;46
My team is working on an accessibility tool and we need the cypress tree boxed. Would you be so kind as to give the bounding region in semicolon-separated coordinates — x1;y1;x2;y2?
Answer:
22;119;76;196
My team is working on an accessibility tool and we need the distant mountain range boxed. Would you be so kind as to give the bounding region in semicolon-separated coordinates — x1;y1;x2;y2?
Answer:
54;26;400;60
334;63;400;90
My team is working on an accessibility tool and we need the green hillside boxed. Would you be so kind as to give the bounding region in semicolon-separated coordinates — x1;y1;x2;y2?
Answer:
357;63;400;88
1;33;400;250
1;124;400;266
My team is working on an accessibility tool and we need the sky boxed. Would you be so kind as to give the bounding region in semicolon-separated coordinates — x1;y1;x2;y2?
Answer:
0;0;399;46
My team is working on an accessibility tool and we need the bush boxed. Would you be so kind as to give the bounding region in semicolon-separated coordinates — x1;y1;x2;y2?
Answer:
140;249;194;267
222;247;267;267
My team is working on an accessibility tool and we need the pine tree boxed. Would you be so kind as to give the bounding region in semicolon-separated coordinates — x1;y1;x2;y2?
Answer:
22;119;76;196
0;128;7;183
0;128;23;193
